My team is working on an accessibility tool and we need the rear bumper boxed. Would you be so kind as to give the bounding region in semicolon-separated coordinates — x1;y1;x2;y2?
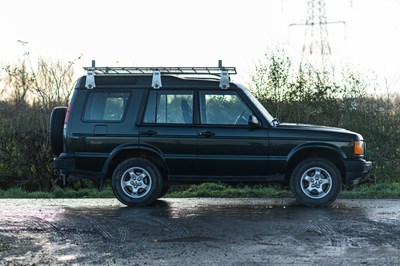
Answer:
52;153;101;179
344;159;372;186
52;153;76;174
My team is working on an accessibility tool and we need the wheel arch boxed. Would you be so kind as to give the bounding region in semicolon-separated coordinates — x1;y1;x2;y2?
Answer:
102;145;169;181
284;144;346;184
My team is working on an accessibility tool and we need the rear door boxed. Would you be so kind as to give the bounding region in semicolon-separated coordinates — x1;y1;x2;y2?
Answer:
139;90;197;176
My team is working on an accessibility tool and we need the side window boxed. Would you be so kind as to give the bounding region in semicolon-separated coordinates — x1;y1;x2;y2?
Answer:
143;91;193;124
200;91;251;125
83;92;130;122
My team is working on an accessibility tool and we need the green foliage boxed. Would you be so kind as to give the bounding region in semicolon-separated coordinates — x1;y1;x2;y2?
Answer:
167;182;400;199
251;49;291;103
0;48;399;193
0;102;53;190
0;55;77;191
0;183;399;199
0;186;114;198
51;186;114;198
0;187;31;198
168;183;292;198
251;49;400;183
341;183;400;199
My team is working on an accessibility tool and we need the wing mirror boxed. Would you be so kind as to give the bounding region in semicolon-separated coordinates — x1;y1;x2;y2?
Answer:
248;114;261;127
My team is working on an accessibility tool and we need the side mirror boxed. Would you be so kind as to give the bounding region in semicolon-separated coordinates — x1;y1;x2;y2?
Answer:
248;114;261;127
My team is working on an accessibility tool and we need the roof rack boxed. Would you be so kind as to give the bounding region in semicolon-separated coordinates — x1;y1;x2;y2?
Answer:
84;60;236;89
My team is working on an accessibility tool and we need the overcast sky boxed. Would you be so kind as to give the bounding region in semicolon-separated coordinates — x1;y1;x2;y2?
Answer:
1;0;400;92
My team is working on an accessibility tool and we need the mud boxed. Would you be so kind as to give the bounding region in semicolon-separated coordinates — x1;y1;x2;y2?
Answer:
0;198;399;265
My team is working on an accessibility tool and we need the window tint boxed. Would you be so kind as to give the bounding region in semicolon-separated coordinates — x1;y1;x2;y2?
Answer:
83;92;130;121
200;91;251;125
144;91;193;124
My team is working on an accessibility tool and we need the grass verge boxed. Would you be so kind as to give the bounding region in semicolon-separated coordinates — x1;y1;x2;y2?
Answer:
168;182;400;199
0;182;399;199
0;186;114;199
340;182;400;199
167;183;292;198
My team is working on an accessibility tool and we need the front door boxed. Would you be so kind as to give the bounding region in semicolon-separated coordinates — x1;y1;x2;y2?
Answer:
196;90;269;179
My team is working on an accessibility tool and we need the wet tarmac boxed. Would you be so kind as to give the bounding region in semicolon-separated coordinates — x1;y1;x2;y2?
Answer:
0;198;399;265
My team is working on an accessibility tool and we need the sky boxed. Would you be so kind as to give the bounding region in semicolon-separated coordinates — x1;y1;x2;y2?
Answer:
1;0;400;92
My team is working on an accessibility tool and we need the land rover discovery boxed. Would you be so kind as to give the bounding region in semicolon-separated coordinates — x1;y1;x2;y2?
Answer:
50;61;372;207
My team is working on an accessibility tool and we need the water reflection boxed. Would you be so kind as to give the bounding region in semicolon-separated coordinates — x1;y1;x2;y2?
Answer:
73;198;367;222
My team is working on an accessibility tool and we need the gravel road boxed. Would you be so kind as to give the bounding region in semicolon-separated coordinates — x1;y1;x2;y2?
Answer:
0;198;399;265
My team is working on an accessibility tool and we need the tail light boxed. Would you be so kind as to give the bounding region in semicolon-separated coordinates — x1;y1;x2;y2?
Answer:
63;104;72;136
64;104;72;126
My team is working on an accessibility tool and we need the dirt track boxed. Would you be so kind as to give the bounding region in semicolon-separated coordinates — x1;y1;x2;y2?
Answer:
0;198;399;265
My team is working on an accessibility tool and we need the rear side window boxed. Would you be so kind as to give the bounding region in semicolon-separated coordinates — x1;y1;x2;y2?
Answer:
143;91;193;124
83;92;130;122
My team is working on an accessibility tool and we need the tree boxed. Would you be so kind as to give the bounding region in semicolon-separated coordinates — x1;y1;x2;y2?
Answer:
0;49;80;191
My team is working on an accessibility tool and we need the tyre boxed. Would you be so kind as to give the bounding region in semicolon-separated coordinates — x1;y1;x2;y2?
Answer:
50;107;67;156
112;158;163;207
160;186;170;198
290;158;342;207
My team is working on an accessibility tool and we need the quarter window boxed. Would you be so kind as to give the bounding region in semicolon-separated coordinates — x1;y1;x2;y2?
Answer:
83;92;130;121
143;91;193;124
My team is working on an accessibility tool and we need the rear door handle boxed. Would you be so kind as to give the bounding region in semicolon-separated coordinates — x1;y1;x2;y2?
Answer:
139;130;157;137
198;131;215;137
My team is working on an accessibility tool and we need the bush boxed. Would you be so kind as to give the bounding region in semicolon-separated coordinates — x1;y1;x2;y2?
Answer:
0;56;76;191
0;50;399;193
251;50;400;182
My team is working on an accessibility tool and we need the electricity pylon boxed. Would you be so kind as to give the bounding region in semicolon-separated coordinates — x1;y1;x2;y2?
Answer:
289;0;345;66
303;0;331;61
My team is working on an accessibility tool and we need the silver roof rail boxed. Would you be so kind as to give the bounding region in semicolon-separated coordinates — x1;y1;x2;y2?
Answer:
83;60;236;89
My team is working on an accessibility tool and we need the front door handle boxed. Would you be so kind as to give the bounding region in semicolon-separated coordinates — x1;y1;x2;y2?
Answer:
198;131;215;137
139;130;157;137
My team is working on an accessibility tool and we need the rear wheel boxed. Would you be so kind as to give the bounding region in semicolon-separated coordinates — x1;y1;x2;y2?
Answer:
112;158;163;207
290;158;341;207
49;107;67;156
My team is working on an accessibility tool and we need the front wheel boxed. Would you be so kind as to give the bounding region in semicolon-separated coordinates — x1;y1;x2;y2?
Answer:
290;158;342;207
160;186;170;198
112;158;163;207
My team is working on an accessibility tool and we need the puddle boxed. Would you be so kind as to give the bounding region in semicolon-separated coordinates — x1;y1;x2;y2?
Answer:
157;236;218;243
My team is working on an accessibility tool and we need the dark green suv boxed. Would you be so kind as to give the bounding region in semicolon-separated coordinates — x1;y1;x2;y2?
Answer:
50;61;372;207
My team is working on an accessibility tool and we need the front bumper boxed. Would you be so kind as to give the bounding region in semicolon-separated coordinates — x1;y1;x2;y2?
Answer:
344;159;372;186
